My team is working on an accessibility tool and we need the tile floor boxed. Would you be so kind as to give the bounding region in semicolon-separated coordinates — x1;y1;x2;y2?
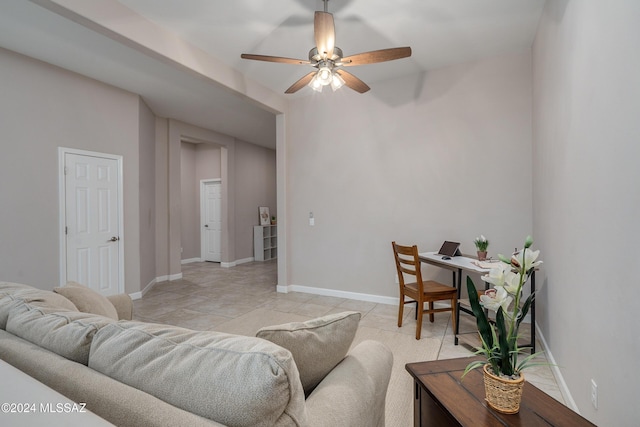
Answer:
134;260;564;426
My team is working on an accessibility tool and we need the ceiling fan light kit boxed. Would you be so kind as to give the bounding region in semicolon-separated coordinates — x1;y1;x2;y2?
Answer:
241;0;411;94
309;68;344;92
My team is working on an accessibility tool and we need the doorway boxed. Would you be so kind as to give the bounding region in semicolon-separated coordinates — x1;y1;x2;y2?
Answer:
58;148;124;295
201;179;222;262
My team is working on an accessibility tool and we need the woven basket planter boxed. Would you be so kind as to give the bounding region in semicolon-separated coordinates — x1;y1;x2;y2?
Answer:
483;364;525;414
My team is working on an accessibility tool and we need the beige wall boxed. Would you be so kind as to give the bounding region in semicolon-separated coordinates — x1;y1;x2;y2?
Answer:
165;121;232;272
159;120;275;274
533;1;640;424
138;98;156;291
178;140;275;262
0;47;149;294
195;145;222;184
177;139;275;263
0;47;277;291
234;140;277;260
285;51;533;299
180;142;198;259
154;117;170;279
180;142;222;260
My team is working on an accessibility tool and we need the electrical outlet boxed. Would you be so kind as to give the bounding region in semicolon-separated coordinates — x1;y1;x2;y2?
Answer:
590;379;598;409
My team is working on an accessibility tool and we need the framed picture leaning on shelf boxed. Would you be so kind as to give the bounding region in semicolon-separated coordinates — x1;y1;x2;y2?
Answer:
259;207;270;226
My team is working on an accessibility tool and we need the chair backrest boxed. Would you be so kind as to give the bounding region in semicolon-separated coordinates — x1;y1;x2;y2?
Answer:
392;242;423;291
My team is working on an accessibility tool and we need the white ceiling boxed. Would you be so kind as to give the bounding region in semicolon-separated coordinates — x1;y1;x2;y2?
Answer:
0;0;545;149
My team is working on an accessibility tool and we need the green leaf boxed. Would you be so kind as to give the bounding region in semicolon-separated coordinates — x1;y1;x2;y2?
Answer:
487;328;500;375
462;360;486;379
517;292;535;330
495;308;514;376
515;350;552;372
466;277;493;349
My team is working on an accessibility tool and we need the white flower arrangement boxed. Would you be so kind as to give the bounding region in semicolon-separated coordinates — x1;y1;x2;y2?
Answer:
464;236;544;378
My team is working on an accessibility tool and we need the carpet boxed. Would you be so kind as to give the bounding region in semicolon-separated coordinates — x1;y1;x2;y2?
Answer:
214;307;311;336
215;307;441;427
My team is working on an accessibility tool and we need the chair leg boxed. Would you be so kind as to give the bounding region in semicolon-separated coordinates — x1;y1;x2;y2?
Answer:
414;300;419;320
398;299;404;327
429;301;435;323
415;305;423;340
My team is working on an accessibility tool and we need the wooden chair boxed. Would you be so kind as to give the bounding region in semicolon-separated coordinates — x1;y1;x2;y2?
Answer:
392;242;458;340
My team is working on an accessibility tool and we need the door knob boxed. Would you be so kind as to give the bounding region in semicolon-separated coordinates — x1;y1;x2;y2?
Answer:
109;236;120;242
204;225;209;227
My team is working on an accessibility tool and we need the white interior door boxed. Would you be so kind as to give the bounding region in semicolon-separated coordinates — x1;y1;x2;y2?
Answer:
64;152;122;295
201;180;222;262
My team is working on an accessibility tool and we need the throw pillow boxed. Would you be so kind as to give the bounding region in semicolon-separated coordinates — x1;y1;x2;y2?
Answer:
1;285;78;329
7;301;114;365
256;311;361;395
54;282;118;320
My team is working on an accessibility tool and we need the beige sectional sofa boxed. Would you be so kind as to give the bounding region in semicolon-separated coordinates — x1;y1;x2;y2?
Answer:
0;282;393;427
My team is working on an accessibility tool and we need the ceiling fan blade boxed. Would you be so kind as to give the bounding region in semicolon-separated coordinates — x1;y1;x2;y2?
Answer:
341;47;412;66
314;11;335;59
285;72;317;94
241;53;309;65
336;70;370;93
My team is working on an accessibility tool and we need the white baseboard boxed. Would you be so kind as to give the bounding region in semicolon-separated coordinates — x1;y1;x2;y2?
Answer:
535;323;579;413
155;273;183;282
129;277;158;300
277;284;399;306
136;258;255;299
221;257;254;268
131;273;183;300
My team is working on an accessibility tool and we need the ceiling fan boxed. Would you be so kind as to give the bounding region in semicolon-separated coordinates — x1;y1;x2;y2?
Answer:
240;0;411;94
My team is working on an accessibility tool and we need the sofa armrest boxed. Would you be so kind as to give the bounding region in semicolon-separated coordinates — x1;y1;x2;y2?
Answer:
305;340;393;427
106;294;133;320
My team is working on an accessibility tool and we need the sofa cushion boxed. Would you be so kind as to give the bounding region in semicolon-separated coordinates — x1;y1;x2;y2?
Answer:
88;321;307;427
0;282;36;294
256;311;361;395
54;281;118;320
0;282;78;329
1;282;78;311
6;301;114;365
0;295;21;330
0;329;227;427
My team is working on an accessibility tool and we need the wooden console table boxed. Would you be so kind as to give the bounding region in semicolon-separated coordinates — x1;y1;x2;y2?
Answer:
406;358;596;427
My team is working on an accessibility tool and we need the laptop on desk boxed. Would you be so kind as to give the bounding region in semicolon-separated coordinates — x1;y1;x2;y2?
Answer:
437;241;461;259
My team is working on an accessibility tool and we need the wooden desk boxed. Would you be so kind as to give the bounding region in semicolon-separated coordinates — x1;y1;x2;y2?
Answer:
418;252;536;352
406;358;596;427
